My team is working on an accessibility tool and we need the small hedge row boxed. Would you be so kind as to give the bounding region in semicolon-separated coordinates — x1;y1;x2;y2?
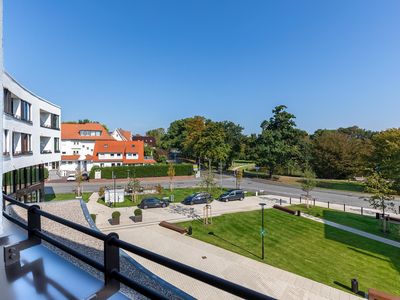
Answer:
90;163;193;179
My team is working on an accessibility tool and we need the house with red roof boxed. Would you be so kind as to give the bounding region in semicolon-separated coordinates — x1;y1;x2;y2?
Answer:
60;123;155;175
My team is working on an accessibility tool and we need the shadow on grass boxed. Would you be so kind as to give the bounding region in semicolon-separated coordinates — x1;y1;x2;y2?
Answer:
207;231;261;259
333;281;366;298
323;211;400;274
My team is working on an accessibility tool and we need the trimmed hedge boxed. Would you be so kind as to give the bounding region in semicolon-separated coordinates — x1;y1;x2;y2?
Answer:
90;164;193;179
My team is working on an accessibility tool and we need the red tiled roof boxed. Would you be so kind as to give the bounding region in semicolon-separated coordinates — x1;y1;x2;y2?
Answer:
61;155;80;161
118;128;132;141
92;140;153;164
61;123;113;140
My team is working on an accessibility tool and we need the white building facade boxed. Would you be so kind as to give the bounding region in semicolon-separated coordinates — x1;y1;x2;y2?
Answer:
2;72;61;202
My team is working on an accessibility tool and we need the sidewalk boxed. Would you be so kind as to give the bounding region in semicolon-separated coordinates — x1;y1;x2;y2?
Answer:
300;213;400;248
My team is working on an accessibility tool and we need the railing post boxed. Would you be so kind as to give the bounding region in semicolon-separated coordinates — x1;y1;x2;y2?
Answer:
28;205;41;244
104;232;120;292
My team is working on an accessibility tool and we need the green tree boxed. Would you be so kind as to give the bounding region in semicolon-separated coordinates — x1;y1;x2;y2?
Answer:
371;128;400;191
235;168;243;189
218;121;245;166
311;131;371;179
128;178;142;202
195;122;231;171
167;163;175;191
146;128;166;147
301;169;316;208
255;105;303;178
364;172;397;233
161;119;188;151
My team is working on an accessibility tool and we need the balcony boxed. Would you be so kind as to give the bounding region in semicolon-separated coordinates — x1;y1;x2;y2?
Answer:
13;150;33;157
40;110;60;130
40;122;60;130
1;195;271;300
4;111;33;125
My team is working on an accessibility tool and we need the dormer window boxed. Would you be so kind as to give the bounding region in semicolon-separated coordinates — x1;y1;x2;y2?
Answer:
80;130;102;136
104;144;108;148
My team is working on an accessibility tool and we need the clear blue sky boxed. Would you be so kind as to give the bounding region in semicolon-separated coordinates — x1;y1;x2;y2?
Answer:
4;0;400;134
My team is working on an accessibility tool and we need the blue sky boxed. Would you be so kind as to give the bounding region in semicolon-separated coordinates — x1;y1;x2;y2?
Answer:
4;0;400;134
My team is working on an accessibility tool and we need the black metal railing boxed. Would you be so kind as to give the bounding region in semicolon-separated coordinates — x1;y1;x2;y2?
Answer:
2;194;273;300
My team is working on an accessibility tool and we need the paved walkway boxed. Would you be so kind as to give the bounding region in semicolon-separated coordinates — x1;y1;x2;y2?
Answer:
301;213;400;248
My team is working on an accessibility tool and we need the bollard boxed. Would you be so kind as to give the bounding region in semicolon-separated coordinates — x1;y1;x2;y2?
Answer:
256;191;258;196
361;207;363;215
351;279;359;294
290;197;291;204
300;196;302;204
344;204;346;212
280;199;282;205
328;201;329;208
313;198;315;206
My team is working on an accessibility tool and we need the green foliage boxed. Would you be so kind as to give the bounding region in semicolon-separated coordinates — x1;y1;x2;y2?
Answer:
44;168;49;179
311;131;372;179
200;171;217;191
364;172;396;214
146;128;165;147
301;169;317;197
371;128;400;191
134;208;142;216
112;211;121;218
255;105;306;177
90;164;193;179
155;184;163;194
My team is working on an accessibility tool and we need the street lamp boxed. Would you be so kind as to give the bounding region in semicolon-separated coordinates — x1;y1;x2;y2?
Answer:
259;202;266;259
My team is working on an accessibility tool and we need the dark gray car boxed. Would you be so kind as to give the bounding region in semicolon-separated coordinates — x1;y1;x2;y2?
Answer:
181;192;212;205
218;189;245;202
138;197;169;209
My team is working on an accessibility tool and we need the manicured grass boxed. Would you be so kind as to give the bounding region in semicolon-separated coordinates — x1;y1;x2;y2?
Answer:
44;192;92;203
178;209;400;295
315;180;365;193
290;204;400;242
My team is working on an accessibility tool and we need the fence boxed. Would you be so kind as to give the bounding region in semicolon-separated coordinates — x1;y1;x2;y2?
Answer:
2;194;272;300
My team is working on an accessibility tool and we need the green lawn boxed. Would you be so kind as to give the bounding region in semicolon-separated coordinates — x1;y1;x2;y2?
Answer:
45;192;92;203
290;204;400;242
315;180;365;193
178;209;400;295
97;187;256;208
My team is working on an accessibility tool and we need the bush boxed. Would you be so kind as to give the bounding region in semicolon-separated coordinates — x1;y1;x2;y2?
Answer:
90;164;193;179
112;211;121;219
44;168;49;179
90;214;97;223
155;184;163;194
134;208;142;216
98;186;105;198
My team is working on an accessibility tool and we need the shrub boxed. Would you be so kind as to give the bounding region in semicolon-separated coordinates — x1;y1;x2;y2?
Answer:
134;208;142;216
112;211;121;219
90;164;193;179
155;184;163;194
44;168;49;179
98;186;105;198
90;214;97;223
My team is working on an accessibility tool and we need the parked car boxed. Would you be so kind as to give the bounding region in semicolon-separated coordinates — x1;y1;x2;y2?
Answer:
218;189;245;202
138;197;169;209
181;192;212;205
66;175;76;181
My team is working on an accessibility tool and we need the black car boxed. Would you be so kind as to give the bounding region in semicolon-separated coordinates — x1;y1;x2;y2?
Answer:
181;192;212;205
138;197;169;209
218;189;245;202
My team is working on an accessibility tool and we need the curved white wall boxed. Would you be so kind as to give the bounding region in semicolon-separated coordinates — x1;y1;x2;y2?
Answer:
2;72;61;174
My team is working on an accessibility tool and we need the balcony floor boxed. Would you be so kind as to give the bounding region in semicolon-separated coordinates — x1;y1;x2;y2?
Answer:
0;218;129;300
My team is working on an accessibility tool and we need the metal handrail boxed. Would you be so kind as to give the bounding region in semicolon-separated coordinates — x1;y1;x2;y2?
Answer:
2;194;273;300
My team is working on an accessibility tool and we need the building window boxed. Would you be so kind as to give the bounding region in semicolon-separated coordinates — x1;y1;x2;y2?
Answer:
100;163;104;167
3;130;9;155
20;100;31;122
4;89;13;115
62;151;66;154
21;133;31;153
51;114;60;129
111;153;114;157
79;130;102;136
54;138;60;153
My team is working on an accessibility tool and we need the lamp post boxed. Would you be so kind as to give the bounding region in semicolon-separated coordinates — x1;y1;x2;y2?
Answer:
259;202;266;259
112;171;116;207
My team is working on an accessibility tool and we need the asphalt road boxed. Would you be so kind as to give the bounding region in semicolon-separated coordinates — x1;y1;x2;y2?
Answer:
45;175;400;208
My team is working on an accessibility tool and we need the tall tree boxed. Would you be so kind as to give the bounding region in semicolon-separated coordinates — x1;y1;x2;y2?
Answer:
311;131;371;179
255;105;303;178
218;121;245;167
195;122;231;170
371;128;400;191
146;128;165;147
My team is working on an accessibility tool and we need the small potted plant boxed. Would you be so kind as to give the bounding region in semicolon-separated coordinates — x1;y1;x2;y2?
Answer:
133;208;143;222
111;211;121;225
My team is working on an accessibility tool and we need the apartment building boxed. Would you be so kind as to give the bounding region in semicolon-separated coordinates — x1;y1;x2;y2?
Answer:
111;127;132;141
92;140;155;167
59;122;113;174
2;72;61;202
